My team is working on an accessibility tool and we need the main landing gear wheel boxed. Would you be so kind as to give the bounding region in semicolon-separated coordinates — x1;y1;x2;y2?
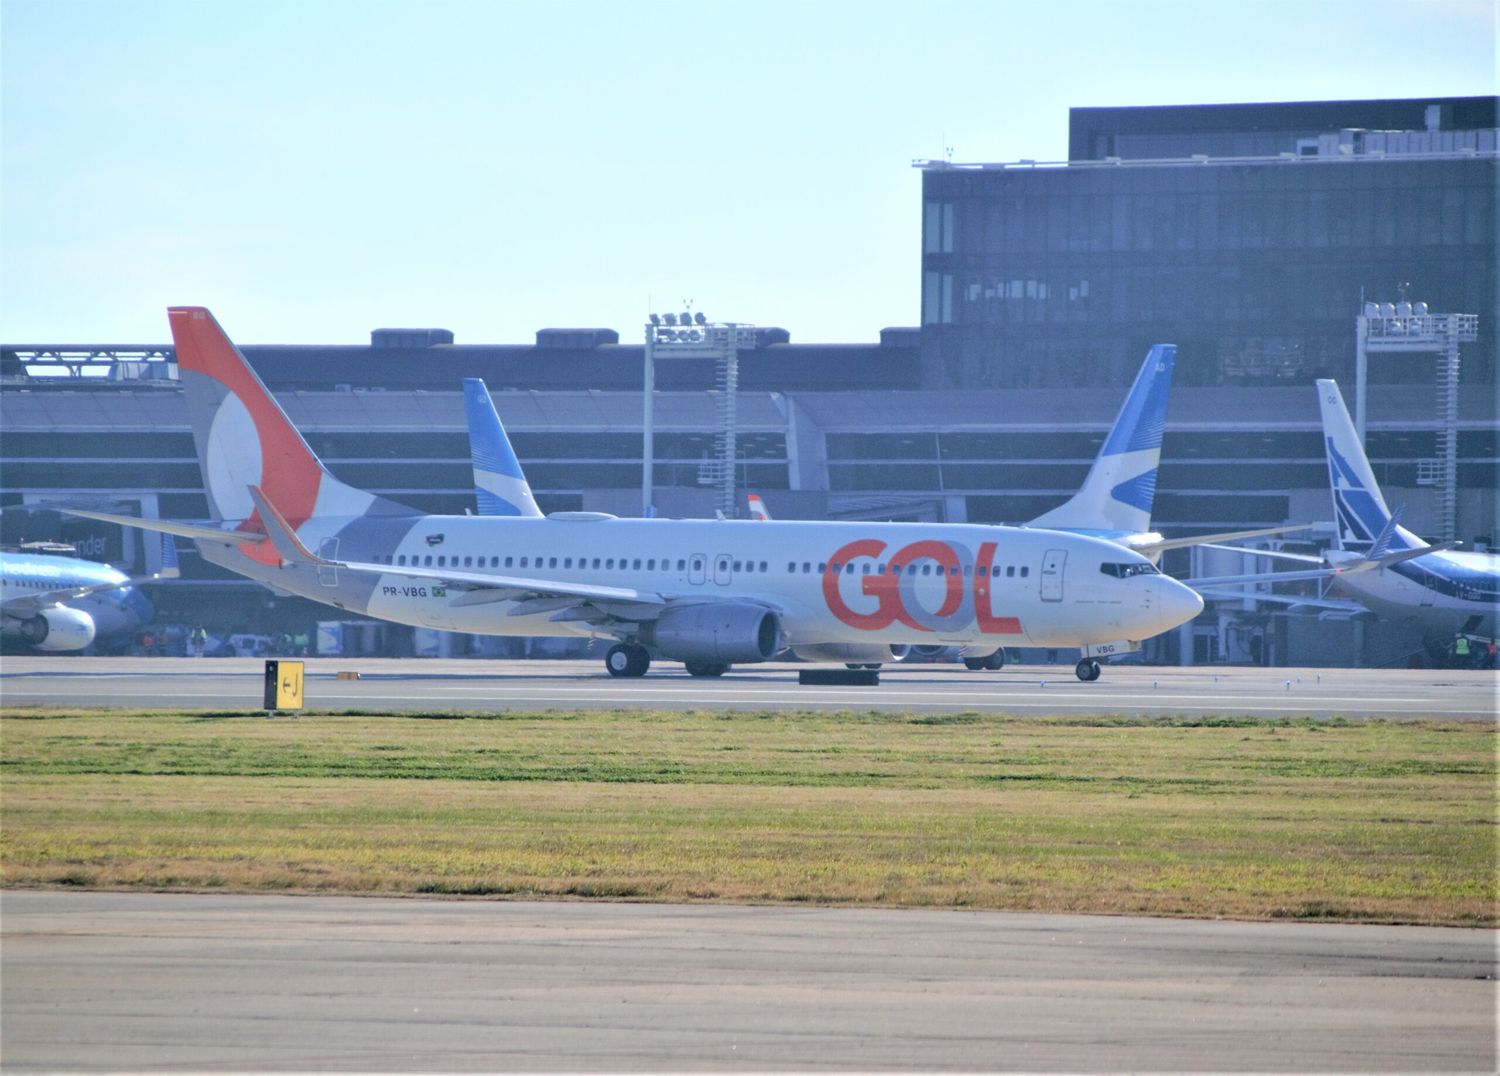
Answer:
963;651;1006;671
845;663;881;670
684;661;730;677
1075;659;1102;682
605;643;651;678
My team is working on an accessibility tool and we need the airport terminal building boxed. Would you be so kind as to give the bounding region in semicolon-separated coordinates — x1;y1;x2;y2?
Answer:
3;97;1495;667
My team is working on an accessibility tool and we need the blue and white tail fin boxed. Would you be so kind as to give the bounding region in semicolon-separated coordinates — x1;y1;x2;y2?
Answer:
1029;344;1175;535
1316;379;1420;553
464;378;542;518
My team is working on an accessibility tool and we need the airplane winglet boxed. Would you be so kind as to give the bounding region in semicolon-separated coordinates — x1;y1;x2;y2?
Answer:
246;485;335;567
1367;505;1405;559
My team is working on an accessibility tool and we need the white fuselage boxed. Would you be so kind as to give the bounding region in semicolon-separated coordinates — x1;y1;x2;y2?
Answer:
0;553;152;647
208;515;1202;650
1325;547;1500;637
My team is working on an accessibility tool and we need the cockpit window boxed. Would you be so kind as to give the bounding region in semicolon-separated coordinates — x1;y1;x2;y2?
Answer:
1100;562;1159;578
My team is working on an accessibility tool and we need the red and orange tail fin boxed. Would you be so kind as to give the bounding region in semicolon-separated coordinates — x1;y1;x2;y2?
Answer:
170;306;413;526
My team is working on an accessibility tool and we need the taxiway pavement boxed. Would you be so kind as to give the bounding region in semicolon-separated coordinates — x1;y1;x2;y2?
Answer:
2;890;1493;1072
1;656;1495;719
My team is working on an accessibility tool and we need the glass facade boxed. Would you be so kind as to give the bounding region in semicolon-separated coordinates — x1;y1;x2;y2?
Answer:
919;155;1497;390
0;426;791;524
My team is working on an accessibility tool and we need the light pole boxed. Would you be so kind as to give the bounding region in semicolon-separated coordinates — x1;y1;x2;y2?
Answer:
1354;298;1478;541
641;311;746;519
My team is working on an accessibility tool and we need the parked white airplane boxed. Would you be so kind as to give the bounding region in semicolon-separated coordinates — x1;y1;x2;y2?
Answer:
1;539;176;651
1191;379;1498;641
70;308;1202;681
1026;343;1305;560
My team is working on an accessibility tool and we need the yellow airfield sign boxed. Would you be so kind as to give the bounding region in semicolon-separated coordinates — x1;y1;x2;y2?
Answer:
263;660;304;712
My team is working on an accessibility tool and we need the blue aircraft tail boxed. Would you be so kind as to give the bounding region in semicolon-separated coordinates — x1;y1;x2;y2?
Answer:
1028;344;1176;535
1316;379;1419;553
464;378;542;518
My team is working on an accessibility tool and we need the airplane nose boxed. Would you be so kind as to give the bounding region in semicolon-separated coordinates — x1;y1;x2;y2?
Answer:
1155;576;1204;631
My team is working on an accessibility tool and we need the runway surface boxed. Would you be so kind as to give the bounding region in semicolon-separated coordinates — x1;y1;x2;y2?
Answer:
1;656;1495;719
2;891;1493;1073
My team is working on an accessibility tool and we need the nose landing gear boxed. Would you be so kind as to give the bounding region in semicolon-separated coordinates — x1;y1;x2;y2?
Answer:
1075;658;1102;682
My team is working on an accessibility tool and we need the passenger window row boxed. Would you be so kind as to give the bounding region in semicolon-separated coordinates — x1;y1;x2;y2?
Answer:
787;561;1029;578
375;553;697;572
367;552;1032;579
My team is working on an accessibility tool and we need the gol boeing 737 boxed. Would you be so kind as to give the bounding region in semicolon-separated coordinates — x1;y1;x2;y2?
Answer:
70;308;1203;681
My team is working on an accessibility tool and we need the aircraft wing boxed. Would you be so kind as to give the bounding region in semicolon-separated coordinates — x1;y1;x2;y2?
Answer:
1130;523;1315;556
1183;566;1344;588
1193;588;1371;615
1192;543;1326;565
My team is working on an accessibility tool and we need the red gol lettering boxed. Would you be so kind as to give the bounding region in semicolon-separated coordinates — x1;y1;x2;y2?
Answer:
824;537;1023;637
975;541;1022;634
822;539;896;630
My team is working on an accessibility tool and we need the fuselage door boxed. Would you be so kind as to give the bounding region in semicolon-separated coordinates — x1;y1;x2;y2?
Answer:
688;554;707;586
317;537;339;587
713;553;732;586
1416;565;1436;607
1040;549;1066;602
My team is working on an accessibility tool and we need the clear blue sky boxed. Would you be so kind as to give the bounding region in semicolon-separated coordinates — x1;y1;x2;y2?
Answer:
2;0;1493;346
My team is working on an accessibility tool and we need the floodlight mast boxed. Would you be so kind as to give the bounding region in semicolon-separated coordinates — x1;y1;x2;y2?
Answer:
642;313;749;518
1354;299;1478;542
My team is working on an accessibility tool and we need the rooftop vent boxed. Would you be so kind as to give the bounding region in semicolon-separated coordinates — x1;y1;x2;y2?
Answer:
371;328;454;349
535;328;621;349
747;327;791;347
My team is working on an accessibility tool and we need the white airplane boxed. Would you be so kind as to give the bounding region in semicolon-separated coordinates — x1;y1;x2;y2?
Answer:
1026;343;1306;561
1191;379;1498;641
916;344;1303;671
1;539;176;651
69;308;1202;682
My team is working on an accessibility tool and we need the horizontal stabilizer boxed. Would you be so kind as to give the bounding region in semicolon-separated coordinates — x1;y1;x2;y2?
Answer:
60;508;266;547
246;485;328;566
1358;541;1457;572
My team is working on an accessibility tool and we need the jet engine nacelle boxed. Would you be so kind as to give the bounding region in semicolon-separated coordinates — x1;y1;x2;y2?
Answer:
791;642;910;664
644;603;783;665
909;644;953;659
19;606;97;651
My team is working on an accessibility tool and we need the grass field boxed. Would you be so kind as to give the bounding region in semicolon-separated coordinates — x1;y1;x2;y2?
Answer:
1;707;1494;925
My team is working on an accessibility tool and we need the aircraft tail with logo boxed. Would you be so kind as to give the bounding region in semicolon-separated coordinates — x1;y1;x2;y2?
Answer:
1316;379;1421;554
1029;344;1175;536
464;378;543;518
171;307;416;529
